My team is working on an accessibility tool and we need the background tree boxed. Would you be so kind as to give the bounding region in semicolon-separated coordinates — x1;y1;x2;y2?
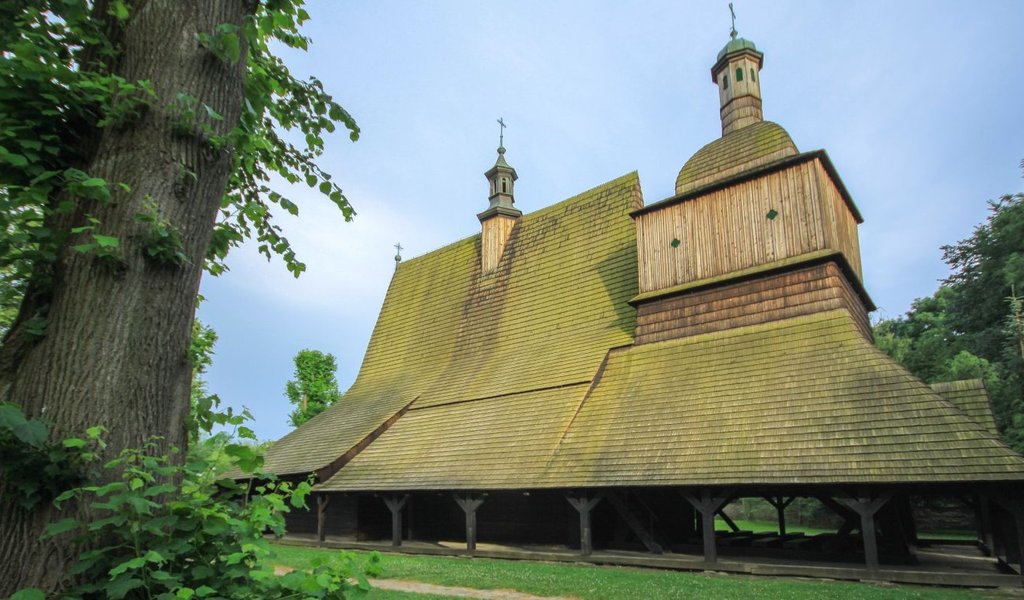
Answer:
874;168;1024;452
0;0;357;592
286;349;341;427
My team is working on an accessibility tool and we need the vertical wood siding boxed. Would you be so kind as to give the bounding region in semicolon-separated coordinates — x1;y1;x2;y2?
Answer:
638;159;861;293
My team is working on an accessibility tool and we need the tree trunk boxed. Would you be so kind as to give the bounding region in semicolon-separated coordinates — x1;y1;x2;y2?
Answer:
0;1;251;594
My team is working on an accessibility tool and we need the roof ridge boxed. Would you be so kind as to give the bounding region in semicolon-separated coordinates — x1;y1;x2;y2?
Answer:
396;171;641;268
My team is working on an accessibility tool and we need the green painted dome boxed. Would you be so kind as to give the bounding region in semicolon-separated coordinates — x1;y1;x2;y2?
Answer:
675;121;798;195
717;36;759;61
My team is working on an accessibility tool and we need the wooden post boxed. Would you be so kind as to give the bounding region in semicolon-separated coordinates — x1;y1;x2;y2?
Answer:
681;489;729;565
764;496;795;536
566;493;603;556
990;494;1024;575
316;494;330;546
716;508;740;533
840;494;891;574
976;494;995;555
383;494;409;547
454;494;484;553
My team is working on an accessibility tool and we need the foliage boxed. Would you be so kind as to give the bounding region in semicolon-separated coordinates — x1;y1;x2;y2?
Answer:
0;404;105;510
286;349;341;427
873;181;1024;451
0;0;359;349
5;401;381;599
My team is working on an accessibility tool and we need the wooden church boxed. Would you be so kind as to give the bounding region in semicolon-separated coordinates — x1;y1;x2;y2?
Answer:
260;28;1024;583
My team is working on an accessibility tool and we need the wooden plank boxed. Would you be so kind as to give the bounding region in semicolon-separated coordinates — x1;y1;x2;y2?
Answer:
606;491;664;554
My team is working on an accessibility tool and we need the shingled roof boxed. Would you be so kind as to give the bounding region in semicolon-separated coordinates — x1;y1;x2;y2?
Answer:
675;120;797;195
931;379;999;436
261;172;642;477
321;308;1024;491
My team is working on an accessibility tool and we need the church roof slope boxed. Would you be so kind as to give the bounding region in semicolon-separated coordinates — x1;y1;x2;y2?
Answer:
545;310;1024;487
930;379;999;436
675;120;797;195
261;172;642;477
318;384;588;491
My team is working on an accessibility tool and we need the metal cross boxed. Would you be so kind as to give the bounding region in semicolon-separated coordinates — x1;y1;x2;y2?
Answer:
497;117;506;147
729;3;737;39
394;242;403;258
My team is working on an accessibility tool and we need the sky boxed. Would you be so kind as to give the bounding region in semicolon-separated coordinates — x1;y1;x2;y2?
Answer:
198;0;1024;442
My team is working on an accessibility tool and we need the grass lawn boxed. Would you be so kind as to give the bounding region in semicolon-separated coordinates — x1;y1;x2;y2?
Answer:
716;518;977;541
271;543;1000;600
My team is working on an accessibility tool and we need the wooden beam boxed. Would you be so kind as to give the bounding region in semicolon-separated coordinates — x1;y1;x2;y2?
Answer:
815;495;859;535
316;494;330;546
990;493;1024;575
566;493;603;556
716;508;740;533
383;494;409;548
680;489;730;565
840;494;891;573
606;491;664;554
454;494;484;553
764;496;795;536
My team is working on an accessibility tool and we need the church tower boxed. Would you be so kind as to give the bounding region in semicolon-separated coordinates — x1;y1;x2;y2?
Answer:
630;28;874;343
712;28;764;135
478;123;522;275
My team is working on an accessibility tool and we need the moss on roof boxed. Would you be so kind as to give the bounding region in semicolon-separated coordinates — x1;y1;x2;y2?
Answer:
930;379;999;436
675;121;797;195
544;310;1024;486
261;172;642;477
319;384;589;491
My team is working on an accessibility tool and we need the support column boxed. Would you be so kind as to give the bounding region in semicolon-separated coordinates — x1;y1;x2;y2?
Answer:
383;494;409;547
681;489;730;565
764;496;795;536
566;493;603;556
976;494;995;555
454;494;485;553
316;494;330;546
990;494;1024;576
840;494;891;574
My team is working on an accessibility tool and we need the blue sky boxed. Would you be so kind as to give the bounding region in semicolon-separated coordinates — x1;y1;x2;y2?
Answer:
199;0;1024;442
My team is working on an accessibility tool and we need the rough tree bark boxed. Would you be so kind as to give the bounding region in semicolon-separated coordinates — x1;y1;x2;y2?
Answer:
0;1;252;593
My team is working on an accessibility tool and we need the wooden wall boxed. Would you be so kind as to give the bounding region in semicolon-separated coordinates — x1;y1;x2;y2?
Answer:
481;214;518;275
634;261;871;344
636;158;862;294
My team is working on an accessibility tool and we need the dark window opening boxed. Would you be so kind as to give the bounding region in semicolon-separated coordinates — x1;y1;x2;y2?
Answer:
723;74;729;89
736;67;743;82
750;68;756;82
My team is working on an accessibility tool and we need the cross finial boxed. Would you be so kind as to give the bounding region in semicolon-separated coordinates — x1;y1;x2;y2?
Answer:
729;2;737;39
394;242;403;265
497;117;506;150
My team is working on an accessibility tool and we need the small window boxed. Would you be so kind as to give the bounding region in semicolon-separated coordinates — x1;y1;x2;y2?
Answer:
736;67;743;82
501;179;508;193
750;68;756;82
722;73;729;89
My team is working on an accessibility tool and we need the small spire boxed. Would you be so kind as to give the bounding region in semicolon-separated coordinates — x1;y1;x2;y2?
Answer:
729;2;737;39
394;242;403;268
497;117;507;153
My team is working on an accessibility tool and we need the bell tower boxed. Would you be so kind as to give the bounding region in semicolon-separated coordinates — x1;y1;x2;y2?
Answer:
712;7;764;135
477;118;522;275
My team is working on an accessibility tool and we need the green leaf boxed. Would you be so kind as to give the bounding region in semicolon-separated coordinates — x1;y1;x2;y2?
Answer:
107;575;145;600
93;234;119;248
81;177;107;188
13;420;47;447
0;404;28;431
63;438;87;448
45;517;81;537
176;588;195;599
10;589;46;600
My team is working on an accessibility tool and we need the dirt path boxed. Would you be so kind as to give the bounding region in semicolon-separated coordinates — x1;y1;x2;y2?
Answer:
272;565;577;600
